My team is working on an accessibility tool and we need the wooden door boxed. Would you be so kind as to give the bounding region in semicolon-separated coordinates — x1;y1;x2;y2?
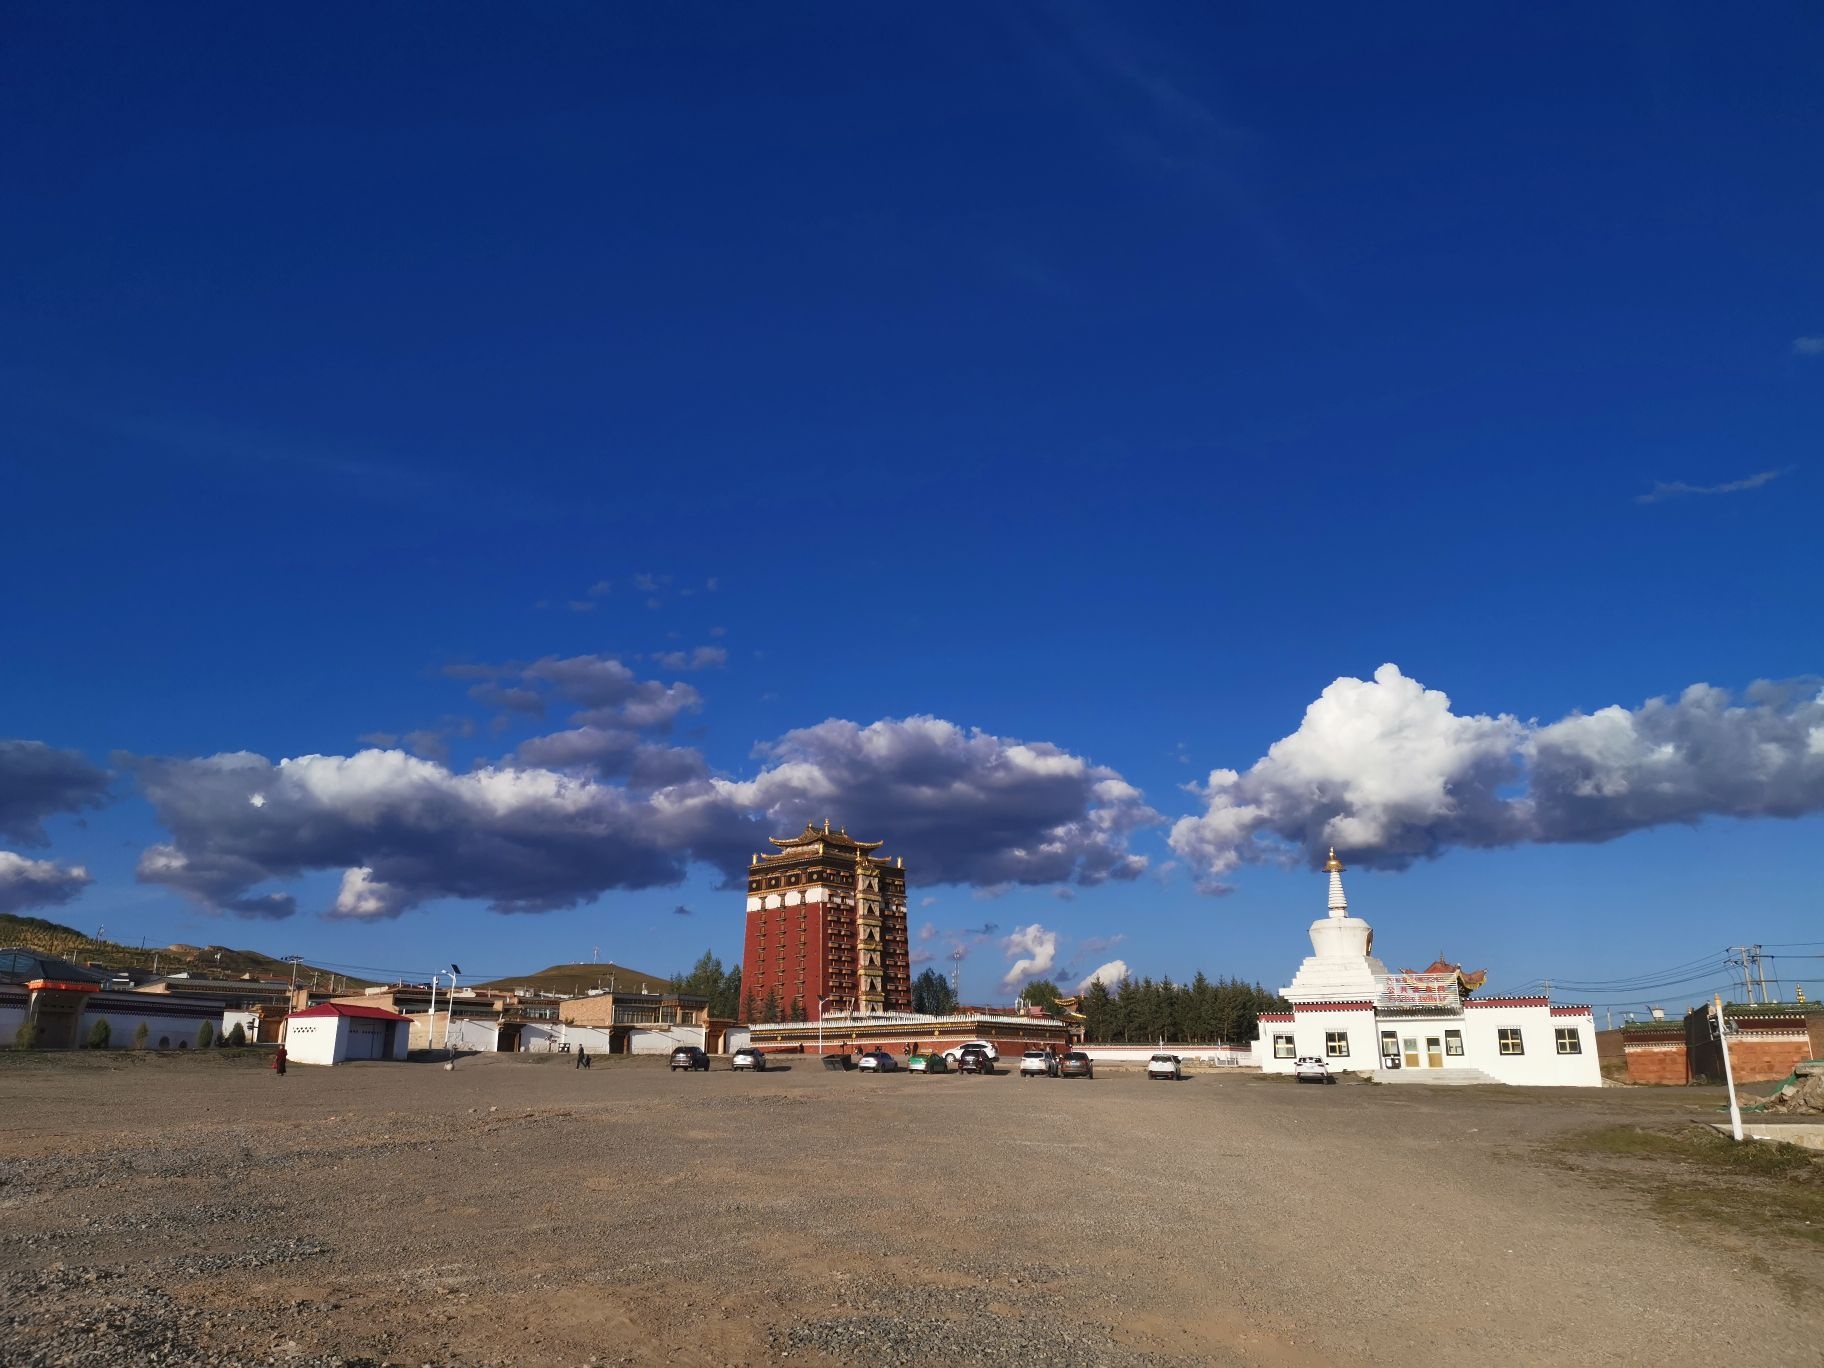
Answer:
1426;1036;1444;1069
1402;1036;1421;1068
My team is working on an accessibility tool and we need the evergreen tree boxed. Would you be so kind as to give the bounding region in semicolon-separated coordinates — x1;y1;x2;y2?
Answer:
133;1021;149;1051
1081;979;1115;1041
87;1018;111;1049
760;987;781;1024
196;1021;214;1049
912;968;957;1015
1020;978;1063;1013
714;966;743;1020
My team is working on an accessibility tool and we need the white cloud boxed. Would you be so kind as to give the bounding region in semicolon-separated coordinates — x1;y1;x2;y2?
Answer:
1170;665;1824;890
1001;923;1058;989
1076;959;1130;994
1793;336;1824;356
0;850;91;914
1636;468;1791;504
651;646;727;671
129;712;1158;921
331;866;408;921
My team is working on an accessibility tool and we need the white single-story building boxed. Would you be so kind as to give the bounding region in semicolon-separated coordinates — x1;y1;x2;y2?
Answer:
285;1002;411;1066
1253;853;1600;1087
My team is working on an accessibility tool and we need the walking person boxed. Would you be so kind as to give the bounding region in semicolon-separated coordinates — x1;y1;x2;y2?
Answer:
272;1044;288;1076
575;1045;587;1070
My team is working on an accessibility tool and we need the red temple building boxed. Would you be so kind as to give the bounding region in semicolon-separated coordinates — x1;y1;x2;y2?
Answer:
740;820;911;1021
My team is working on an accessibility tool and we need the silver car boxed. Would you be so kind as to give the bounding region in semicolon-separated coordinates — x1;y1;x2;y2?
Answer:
730;1046;768;1072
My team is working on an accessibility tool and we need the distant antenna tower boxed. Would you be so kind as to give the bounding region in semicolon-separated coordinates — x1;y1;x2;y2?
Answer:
951;946;964;999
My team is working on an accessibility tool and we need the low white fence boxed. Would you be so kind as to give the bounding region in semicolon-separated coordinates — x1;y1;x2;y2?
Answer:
1077;1044;1254;1067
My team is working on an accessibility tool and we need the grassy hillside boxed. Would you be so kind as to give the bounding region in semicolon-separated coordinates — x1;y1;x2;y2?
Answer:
0;912;375;988
476;961;666;997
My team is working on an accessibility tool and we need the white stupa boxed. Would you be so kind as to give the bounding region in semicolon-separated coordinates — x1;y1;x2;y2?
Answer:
1281;849;1390;1003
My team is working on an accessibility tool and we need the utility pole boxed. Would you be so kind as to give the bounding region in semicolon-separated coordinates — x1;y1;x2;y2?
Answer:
1753;945;1770;1005
1713;994;1743;1142
283;955;303;1045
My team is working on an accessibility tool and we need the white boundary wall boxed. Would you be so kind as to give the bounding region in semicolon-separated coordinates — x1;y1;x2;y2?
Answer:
1078;1044;1251;1067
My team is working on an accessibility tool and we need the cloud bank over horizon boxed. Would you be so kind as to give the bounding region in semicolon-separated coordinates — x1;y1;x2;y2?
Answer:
117;657;1160;922
1169;664;1824;890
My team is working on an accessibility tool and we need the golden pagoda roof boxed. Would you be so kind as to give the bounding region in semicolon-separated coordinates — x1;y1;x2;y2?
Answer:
1322;847;1345;874
764;819;884;854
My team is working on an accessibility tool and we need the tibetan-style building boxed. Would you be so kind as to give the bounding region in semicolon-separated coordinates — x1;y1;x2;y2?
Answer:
1252;851;1601;1086
740;820;912;1021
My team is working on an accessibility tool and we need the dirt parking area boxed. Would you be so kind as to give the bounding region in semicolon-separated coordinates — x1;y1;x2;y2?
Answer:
2;1051;1819;1366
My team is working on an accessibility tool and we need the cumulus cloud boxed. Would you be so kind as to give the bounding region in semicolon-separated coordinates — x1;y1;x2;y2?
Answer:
0;740;111;845
1001;923;1058;989
652;646;727;672
1169;664;1824;890
1793;337;1824;356
1077;959;1131;994
126;710;1157;924
718;716;1159;887
129;749;740;921
0;850;92;914
1636;468;1791;504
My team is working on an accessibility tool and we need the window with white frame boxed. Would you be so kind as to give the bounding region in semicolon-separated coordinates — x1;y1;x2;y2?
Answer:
1324;1031;1350;1057
1380;1031;1399;1058
1273;1034;1295;1059
1444;1029;1464;1056
1498;1027;1524;1055
1554;1027;1582;1055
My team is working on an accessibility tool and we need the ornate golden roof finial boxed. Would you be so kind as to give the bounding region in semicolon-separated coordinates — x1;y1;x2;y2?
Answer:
823;817;830;834
1323;847;1344;874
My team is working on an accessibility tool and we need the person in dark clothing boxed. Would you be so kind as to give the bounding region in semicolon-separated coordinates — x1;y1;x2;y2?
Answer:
575;1045;587;1070
583;1050;592;1069
272;1045;288;1076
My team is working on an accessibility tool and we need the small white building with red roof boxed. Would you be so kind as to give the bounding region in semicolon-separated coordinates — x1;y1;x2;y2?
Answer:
1253;852;1599;1086
284;1001;412;1067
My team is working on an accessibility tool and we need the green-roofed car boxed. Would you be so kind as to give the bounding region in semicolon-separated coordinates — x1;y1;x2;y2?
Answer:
906;1052;949;1074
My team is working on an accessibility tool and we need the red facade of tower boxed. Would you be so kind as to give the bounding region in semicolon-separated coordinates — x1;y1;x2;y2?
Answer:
739;821;912;1023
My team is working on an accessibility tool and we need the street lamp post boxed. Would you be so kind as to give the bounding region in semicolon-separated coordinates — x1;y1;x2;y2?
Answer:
817;997;834;1056
443;964;462;1058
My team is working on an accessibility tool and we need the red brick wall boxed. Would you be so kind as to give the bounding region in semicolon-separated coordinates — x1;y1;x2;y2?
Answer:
1723;1038;1814;1084
1623;1039;1689;1085
740;904;832;1022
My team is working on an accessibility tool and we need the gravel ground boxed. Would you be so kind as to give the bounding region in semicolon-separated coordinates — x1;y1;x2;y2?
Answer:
1;1052;1818;1366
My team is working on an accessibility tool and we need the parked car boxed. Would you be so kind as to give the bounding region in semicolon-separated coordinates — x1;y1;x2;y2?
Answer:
730;1046;768;1072
1294;1056;1334;1084
907;1052;949;1074
669;1046;711;1072
1019;1048;1059;1078
943;1039;999;1067
1146;1053;1184;1081
857;1049;900;1072
1057;1050;1094;1079
957;1044;995;1074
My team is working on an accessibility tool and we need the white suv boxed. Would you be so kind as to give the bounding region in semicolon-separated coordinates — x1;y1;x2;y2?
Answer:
1018;1048;1057;1078
1294;1056;1333;1084
1146;1053;1184;1081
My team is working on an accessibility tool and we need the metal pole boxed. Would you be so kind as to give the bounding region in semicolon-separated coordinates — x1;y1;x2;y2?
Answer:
427;972;438;1050
1715;995;1743;1143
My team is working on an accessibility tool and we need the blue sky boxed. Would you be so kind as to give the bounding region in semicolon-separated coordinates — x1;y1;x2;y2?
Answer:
2;5;1820;1014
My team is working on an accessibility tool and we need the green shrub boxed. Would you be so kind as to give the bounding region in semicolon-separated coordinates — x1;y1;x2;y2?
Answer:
15;1021;39;1050
196;1021;214;1050
134;1022;149;1050
87;1018;112;1049
227;1022;247;1047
